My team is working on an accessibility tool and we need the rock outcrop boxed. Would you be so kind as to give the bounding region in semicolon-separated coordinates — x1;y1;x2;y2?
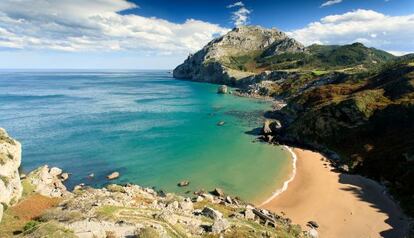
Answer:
0;128;22;222
26;165;68;198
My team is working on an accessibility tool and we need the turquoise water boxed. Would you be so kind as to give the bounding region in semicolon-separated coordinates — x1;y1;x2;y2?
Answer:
0;70;292;203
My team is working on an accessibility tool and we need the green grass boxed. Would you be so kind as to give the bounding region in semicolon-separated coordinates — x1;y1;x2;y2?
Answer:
312;70;329;76
96;205;121;220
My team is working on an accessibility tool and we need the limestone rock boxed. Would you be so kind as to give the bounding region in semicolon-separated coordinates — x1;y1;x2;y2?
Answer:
27;165;68;198
202;207;223;220
177;180;189;187
0;128;23;220
212;218;229;234
106;171;119;180
173;25;304;84
212;188;225;197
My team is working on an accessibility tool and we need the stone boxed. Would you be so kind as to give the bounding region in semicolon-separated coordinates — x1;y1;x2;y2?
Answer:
107;172;120;180
0;128;23;221
262;120;273;134
244;208;255;220
211;218;229;234
177;180;190;187
88;173;95;178
225;196;233;204
194;196;204;202
60;172;69;181
202;207;223;220
308;228;319;238
49;167;63;176
307;220;319;228
20;173;26;179
217;121;225;126
217;85;228;94
212;188;225;197
179;198;193;211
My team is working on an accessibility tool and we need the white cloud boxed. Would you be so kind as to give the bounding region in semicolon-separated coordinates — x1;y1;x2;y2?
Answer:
227;1;251;26
320;0;343;8
288;9;414;53
0;0;229;54
227;2;244;8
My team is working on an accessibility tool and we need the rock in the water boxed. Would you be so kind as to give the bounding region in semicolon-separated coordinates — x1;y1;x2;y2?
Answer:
49;167;62;176
177;180;190;187
88;173;95;178
217;85;228;94
217;121;225;126
107;171;120;180
202;207;223;220
211;218;229;234
60;172;69;181
212;188;225;197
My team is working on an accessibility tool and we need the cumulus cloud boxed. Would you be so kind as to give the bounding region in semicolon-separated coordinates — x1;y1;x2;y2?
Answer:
320;0;343;8
227;1;251;26
0;0;229;54
288;9;414;53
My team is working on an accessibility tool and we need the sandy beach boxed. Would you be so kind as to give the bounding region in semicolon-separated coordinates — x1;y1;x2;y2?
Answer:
261;149;410;238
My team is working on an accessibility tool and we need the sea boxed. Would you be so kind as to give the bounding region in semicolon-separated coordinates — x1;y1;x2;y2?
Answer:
0;70;293;204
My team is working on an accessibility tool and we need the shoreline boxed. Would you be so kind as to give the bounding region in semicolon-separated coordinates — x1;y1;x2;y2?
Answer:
260;148;410;238
258;146;297;206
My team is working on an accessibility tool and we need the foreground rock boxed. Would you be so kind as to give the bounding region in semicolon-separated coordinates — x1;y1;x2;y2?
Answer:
26;165;68;197
5;177;307;237
0;128;23;222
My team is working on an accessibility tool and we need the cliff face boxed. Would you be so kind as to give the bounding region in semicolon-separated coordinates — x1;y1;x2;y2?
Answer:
0;128;23;222
173;25;305;84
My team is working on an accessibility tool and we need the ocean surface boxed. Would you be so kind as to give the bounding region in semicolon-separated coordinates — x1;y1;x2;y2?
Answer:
0;70;293;203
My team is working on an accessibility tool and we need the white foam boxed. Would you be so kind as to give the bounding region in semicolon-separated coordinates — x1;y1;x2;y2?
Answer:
259;146;297;206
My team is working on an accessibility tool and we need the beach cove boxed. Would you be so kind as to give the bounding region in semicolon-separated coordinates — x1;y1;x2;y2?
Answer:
0;70;294;204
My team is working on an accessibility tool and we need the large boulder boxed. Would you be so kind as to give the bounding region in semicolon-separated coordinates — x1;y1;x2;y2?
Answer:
0;128;23;222
202;207;223;220
27;165;68;198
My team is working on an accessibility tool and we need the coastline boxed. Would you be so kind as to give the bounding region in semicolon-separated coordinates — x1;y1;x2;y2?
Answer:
260;148;410;238
258;146;297;206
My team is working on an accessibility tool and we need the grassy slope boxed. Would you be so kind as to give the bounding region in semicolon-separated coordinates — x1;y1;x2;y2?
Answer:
221;42;395;73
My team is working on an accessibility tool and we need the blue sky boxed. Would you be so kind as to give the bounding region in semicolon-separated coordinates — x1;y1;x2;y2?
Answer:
0;0;413;69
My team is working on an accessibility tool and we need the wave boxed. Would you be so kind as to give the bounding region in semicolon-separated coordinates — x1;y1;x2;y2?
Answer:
259;146;297;206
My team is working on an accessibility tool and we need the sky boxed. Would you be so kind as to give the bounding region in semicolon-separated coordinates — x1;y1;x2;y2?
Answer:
0;0;413;69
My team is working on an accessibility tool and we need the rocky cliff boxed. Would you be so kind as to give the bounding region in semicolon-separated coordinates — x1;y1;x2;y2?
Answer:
173;25;305;84
0;128;22;222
